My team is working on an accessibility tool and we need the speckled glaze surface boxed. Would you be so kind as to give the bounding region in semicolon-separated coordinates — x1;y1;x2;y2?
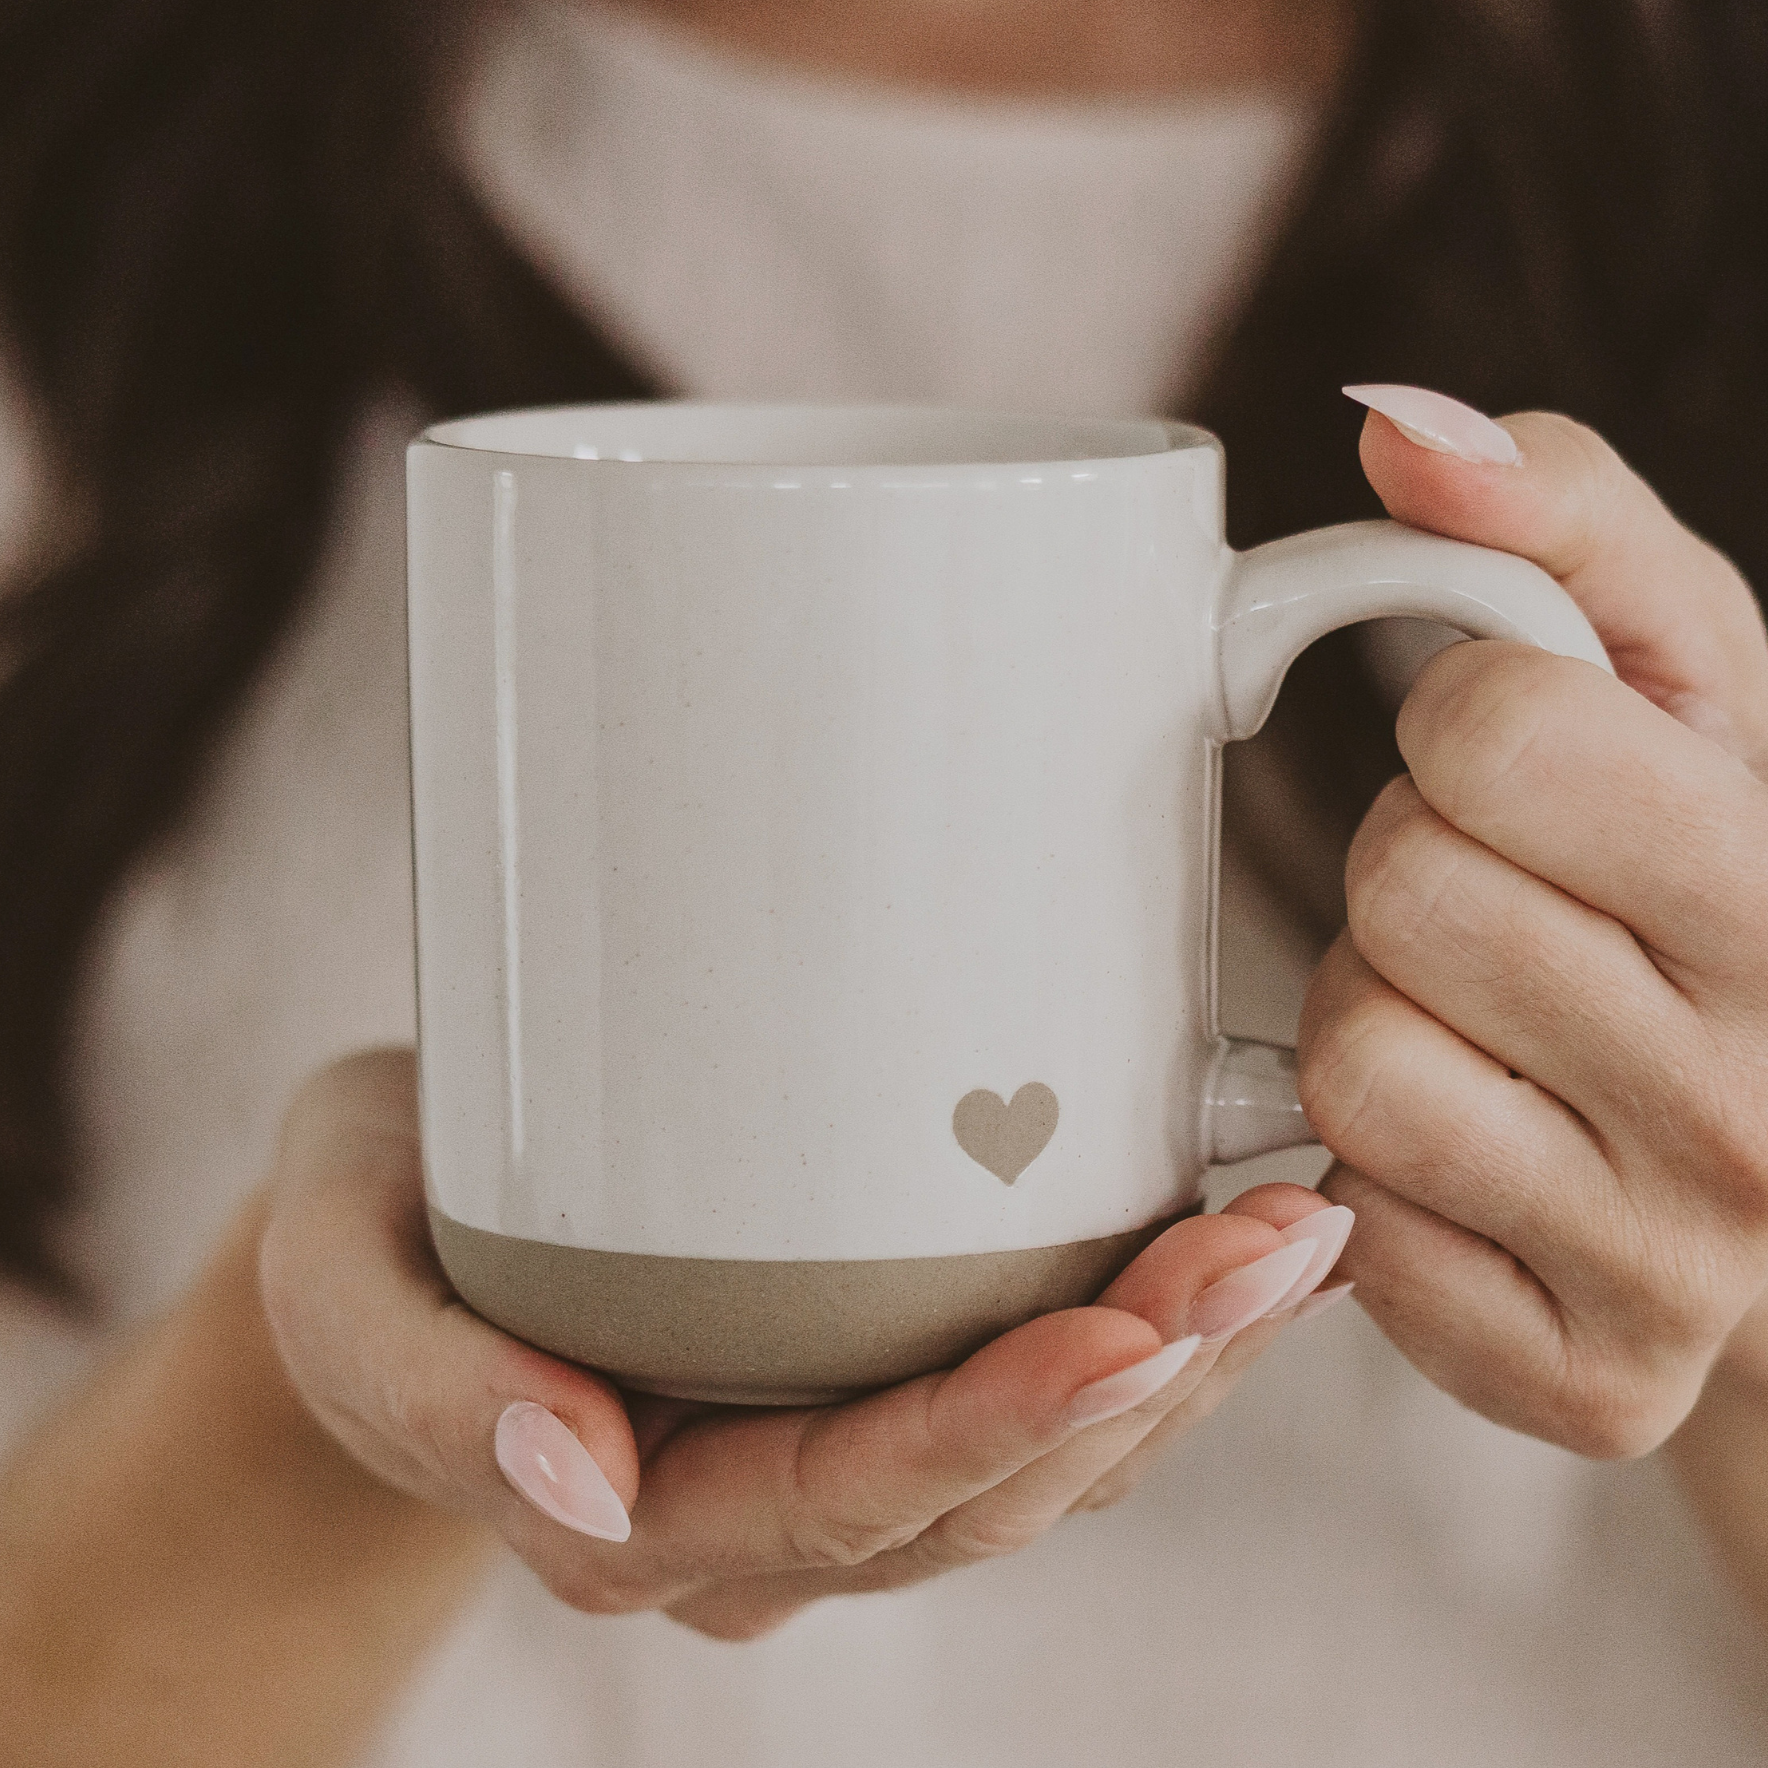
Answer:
429;1203;1193;1405
408;403;1605;1390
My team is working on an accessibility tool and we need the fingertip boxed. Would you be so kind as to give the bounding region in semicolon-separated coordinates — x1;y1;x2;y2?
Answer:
917;1302;1167;1459
1093;1209;1286;1340
490;1338;641;1503
1346;385;1520;468
1220;1181;1341;1233
1273;1205;1356;1308
1358;400;1658;603
1298;927;1385;1061
1063;1333;1204;1429
1355;402;1537;544
783;1299;1174;1543
949;1302;1162;1410
494;1400;634;1542
1190;1194;1357;1319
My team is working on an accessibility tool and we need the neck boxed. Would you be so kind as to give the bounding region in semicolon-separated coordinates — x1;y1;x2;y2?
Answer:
603;0;1354;101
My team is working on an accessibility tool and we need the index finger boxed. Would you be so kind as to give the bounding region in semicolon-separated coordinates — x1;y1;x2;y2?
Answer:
609;1209;1310;1599
1360;406;1768;771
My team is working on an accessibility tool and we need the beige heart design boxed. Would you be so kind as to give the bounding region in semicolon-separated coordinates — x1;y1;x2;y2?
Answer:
952;1083;1060;1184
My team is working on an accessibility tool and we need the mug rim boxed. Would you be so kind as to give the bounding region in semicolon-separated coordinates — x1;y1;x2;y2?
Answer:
417;400;1219;472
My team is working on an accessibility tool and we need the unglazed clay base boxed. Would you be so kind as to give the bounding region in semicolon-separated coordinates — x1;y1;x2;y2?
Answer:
428;1204;1196;1406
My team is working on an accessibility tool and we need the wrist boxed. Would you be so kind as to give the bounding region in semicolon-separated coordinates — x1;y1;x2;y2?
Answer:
1;1188;493;1768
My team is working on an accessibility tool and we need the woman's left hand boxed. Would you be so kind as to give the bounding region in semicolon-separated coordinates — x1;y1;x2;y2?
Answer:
1300;396;1768;1456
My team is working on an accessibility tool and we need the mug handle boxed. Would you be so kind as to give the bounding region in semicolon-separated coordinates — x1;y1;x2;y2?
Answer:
1202;517;1613;1165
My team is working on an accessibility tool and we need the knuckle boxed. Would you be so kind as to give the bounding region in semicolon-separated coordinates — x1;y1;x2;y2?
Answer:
1346;779;1568;1002
1344;789;1454;960
915;1507;1047;1570
1297;989;1401;1162
373;1369;468;1491
1436;860;1562;998
1547;1350;1677;1461
784;1509;919;1571
1594;1212;1720;1349
1561;1180;1747;1364
1687;1078;1768;1232
1655;1267;1735;1351
810;1551;933;1598
1501;412;1633;571
1401;644;1570;822
1639;1161;1758;1337
1343;774;1425;885
781;1422;928;1569
539;1559;656;1617
1551;414;1631;550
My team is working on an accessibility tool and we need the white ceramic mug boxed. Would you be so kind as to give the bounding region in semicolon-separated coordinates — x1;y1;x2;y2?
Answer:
408;403;1608;1404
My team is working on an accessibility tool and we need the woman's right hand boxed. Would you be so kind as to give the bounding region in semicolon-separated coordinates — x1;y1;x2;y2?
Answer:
259;1050;1348;1640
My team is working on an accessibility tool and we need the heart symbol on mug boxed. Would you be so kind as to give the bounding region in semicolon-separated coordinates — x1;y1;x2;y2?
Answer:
952;1083;1060;1184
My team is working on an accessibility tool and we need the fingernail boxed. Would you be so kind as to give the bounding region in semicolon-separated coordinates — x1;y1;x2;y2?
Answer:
1065;1335;1203;1429
1271;1205;1355;1311
1342;384;1520;466
1188;1240;1318;1342
494;1402;631;1542
1295;1282;1356;1323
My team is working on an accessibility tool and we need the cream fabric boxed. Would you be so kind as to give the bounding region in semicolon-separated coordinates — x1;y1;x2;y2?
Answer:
459;1;1308;416
2;4;1766;1763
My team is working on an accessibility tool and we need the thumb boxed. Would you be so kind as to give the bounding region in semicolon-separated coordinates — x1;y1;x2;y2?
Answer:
260;1050;640;1555
1347;386;1768;775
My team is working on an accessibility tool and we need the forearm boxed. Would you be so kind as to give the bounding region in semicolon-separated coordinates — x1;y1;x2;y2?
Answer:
0;1194;494;1768
1666;1293;1768;1631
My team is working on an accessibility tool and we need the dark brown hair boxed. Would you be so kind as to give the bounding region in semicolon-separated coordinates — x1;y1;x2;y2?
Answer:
0;0;1763;1293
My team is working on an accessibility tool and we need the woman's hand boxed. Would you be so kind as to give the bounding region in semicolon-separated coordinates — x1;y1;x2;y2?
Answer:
1301;392;1768;1456
259;1052;1348;1641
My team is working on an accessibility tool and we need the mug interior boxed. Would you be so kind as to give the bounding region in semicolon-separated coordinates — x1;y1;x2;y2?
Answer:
422;402;1208;467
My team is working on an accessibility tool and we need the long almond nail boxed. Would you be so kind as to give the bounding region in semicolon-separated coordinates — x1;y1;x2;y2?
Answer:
1296;1282;1356;1323
1342;384;1520;466
495;1402;631;1542
1271;1205;1355;1311
1065;1335;1203;1429
1188;1240;1317;1342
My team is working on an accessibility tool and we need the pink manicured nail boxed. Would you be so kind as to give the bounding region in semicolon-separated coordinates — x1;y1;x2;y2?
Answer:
1188;1240;1317;1341
1342;384;1520;466
494;1402;631;1542
1065;1335;1203;1429
1295;1282;1356;1323
1271;1205;1355;1311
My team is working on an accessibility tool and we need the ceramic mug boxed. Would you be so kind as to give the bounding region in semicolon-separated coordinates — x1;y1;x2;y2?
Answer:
408;403;1608;1405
